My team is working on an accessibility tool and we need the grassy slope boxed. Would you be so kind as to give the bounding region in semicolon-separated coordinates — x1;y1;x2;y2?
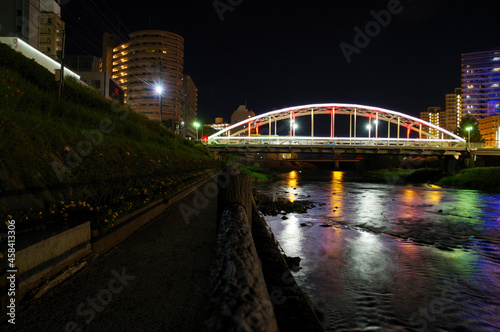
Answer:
0;43;219;233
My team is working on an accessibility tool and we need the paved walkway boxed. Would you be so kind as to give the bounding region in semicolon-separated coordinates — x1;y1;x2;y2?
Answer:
9;179;218;332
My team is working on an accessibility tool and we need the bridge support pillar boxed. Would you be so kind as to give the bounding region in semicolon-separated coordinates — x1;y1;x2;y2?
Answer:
441;154;472;174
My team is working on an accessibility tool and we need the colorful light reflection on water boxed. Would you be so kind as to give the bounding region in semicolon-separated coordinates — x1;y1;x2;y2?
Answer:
257;170;500;331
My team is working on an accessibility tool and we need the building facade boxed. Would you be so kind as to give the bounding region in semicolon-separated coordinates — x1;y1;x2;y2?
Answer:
206;117;229;132
111;30;184;122
0;0;41;49
231;105;255;124
181;75;198;137
420;106;443;137
462;49;500;118
478;115;500;148
230;105;256;136
39;0;63;59
65;55;101;72
0;0;65;59
444;88;462;133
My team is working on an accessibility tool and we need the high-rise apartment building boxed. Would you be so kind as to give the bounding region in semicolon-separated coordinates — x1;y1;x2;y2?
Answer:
111;30;184;122
420;107;443;137
462;49;500;118
444;88;462;133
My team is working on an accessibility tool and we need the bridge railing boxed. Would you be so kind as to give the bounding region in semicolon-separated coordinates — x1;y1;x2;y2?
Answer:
208;136;469;149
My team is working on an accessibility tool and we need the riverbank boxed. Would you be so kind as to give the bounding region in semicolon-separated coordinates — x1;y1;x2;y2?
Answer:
251;203;324;332
436;167;500;192
364;167;500;192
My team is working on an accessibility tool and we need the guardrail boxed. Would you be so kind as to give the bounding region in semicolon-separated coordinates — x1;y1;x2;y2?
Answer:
209;136;470;148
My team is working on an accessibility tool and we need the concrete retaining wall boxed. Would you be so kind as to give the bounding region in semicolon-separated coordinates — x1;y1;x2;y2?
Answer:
16;221;91;299
205;203;279;332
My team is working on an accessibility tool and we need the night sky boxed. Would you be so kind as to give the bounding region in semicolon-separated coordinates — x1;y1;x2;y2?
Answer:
61;0;500;124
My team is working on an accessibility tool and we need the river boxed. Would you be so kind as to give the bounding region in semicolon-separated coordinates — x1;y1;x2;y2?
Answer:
256;170;500;331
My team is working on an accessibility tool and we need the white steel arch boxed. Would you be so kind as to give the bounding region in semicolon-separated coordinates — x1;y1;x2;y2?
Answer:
208;103;465;143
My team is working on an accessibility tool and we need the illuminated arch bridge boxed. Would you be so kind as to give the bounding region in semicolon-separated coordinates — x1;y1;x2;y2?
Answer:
208;104;466;150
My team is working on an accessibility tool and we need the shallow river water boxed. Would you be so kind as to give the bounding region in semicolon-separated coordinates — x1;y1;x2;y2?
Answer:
256;170;500;331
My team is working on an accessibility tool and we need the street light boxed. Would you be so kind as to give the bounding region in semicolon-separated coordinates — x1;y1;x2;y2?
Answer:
194;122;200;140
366;124;372;138
466;126;473;147
155;85;163;125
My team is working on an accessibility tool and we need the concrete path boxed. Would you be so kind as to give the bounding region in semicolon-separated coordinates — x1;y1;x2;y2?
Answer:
8;179;218;332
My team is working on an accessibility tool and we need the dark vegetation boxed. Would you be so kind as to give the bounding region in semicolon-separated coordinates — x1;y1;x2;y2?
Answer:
436;167;500;191
0;43;220;239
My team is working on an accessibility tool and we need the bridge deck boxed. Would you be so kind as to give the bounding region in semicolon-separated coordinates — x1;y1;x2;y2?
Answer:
207;144;470;156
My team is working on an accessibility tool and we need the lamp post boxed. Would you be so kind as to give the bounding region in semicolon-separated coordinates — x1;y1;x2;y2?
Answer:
466;126;473;148
194;122;200;140
366;124;372;139
155;85;163;125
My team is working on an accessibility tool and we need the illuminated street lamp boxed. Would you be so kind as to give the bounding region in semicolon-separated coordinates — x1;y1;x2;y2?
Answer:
194;122;200;140
366;124;372;138
155;85;164;125
466;126;473;147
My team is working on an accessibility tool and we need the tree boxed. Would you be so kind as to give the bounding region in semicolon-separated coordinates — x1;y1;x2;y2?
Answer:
455;114;484;143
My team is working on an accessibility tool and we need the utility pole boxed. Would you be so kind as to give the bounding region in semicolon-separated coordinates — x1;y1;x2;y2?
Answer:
159;89;163;125
58;29;66;100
